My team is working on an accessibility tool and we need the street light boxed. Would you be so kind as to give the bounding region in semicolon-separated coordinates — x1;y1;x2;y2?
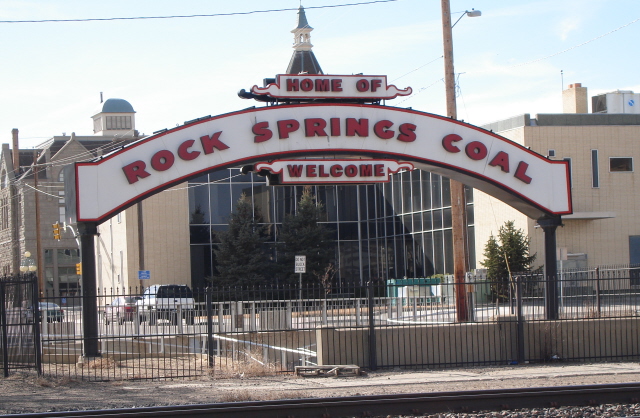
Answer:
441;1;481;322
452;9;482;28
19;251;37;273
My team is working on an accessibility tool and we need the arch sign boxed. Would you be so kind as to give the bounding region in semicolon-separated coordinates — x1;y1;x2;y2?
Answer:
67;78;571;225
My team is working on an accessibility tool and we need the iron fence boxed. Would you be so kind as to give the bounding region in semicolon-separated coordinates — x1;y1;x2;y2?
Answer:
4;265;640;381
0;274;41;377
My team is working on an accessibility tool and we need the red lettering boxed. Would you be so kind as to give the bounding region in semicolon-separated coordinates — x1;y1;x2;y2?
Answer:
150;150;175;172
374;164;385;176
356;79;369;92
371;79;382;92
305;118;328;137
177;139;200;161
315;79;330;91
300;78;313;92
489;151;510;173
331;79;343;92
374;120;395;139
277;119;300;139
330;165;343;177
330;118;341;136
346;118;369;137
287;165;303;177
122;160;150;184
319;165;330;177
465;141;488;160
200;132;229;154
515;161;532;184
442;134;462;153
397;123;417;142
286;79;299;91
344;165;358;177
253;121;273;143
306;165;317;177
360;164;373;176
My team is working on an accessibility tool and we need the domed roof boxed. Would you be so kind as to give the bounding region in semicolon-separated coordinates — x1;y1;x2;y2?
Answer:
101;98;135;113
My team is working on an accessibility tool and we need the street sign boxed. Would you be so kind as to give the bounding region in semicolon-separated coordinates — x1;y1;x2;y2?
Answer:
295;255;306;273
138;270;151;280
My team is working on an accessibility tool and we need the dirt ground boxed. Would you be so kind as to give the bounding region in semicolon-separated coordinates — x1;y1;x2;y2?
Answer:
2;362;640;415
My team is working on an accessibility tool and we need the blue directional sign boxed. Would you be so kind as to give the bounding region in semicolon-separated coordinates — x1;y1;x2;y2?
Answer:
138;270;151;280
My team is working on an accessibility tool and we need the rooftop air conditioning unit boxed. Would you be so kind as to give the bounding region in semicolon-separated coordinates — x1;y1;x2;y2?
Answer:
591;91;640;114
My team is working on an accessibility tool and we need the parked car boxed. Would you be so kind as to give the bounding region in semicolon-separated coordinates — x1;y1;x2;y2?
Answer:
104;296;141;325
136;285;195;325
25;302;64;323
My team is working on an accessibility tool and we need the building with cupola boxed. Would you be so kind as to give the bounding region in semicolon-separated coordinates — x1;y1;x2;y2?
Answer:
0;98;141;302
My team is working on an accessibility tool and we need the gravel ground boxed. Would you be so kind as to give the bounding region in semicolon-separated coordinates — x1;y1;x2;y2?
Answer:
1;363;640;416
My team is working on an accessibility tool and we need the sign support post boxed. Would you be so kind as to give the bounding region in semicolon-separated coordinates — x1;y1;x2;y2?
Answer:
77;222;100;358
295;255;306;301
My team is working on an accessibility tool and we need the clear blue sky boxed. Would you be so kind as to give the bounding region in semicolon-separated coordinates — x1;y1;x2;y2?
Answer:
1;0;638;148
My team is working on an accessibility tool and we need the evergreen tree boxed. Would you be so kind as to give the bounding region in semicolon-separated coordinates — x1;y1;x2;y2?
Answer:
481;221;536;300
211;194;270;288
279;187;335;288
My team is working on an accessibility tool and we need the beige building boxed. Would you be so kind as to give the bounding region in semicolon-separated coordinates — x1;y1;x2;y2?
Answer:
95;186;190;293
475;84;640;270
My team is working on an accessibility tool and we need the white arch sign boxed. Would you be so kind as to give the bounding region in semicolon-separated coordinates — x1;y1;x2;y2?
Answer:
68;104;572;224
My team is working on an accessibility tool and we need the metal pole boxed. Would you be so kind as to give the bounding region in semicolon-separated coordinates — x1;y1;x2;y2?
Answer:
137;202;145;292
516;276;525;363
32;151;43;298
31;274;42;375
1;282;8;377
367;280;377;371
441;0;469;322
595;267;601;314
78;222;101;358
206;287;214;369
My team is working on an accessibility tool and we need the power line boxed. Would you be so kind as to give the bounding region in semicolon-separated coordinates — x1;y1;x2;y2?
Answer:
510;17;640;68
0;0;397;24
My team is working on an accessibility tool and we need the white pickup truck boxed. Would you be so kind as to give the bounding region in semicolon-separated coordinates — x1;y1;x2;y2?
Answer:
136;284;196;325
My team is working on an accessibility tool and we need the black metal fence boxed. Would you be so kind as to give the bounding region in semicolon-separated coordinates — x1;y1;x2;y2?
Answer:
0;274;41;377
4;265;640;381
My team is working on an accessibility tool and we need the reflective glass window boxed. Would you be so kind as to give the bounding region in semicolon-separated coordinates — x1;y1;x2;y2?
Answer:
336;186;358;221
443;208;452;228
209;169;230;183
338;222;359;240
210;184;231;224
190;173;209;183
433;230;444;274
442;177;451;207
444;229;453;274
433;209;443;230
189;186;210;224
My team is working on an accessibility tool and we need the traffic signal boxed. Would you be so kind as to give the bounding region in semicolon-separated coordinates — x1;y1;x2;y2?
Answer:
52;222;62;240
76;262;82;275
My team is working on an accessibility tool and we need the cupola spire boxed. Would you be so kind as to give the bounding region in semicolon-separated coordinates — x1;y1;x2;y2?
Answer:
286;5;323;74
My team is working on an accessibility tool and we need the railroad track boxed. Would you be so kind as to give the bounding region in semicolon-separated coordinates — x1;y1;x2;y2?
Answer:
9;382;640;418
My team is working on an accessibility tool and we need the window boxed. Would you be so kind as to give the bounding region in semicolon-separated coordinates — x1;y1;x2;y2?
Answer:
106;116;132;130
1;197;8;230
610;157;633;172
58;191;65;223
591;150;599;188
548;149;556;157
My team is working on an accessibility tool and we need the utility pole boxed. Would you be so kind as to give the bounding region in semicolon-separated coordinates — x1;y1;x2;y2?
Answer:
33;150;44;298
441;0;469;321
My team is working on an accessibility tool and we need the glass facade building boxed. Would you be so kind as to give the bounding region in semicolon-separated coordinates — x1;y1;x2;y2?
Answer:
188;168;474;289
